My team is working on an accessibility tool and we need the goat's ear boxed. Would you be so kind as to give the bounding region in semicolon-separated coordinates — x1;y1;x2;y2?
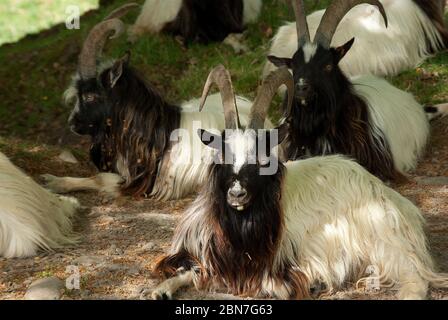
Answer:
268;56;293;69
108;52;130;88
197;129;222;149
332;38;355;63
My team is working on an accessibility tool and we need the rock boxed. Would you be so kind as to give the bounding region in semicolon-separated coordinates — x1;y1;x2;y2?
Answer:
134;213;176;225
24;277;64;300
139;242;156;253
108;244;123;255
416;177;448;186
58;150;78;164
127;267;140;276
98;215;114;225
73;255;106;267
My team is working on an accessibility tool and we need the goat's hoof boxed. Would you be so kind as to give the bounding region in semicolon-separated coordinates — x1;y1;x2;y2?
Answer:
151;289;173;300
41;174;66;193
99;193;116;205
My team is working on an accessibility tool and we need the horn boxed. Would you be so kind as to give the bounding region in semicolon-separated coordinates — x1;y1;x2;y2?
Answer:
314;0;388;49
249;68;294;130
103;2;139;21
293;0;310;47
78;19;125;79
199;65;241;130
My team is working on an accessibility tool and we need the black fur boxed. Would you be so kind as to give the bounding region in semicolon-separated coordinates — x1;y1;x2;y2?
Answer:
155;128;310;298
269;43;402;181
70;59;181;196
163;0;246;43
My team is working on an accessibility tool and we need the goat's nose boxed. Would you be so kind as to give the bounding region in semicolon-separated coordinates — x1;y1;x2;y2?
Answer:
229;189;248;199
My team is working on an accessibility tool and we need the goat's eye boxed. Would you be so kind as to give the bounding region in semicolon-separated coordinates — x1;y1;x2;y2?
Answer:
83;93;97;103
324;64;333;72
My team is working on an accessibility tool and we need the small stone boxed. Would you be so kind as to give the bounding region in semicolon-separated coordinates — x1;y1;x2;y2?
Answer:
139;242;156;252
73;255;106;267
24;277;64;300
127;267;140;276
108;244;123;255
99;216;114;225
58;150;78;164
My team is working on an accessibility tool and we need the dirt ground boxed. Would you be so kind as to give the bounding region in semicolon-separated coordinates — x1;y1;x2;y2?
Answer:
0;116;447;300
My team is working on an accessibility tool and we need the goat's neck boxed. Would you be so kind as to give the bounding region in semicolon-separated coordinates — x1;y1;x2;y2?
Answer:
284;84;365;158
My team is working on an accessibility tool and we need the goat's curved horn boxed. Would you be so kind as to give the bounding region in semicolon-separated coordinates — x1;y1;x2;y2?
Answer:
199;65;240;130
78;19;125;79
314;0;388;49
249;68;294;130
293;0;310;47
103;2;139;21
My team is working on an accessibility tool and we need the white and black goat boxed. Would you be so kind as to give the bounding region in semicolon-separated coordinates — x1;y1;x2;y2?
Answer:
264;0;448;78
128;0;262;50
0;152;79;258
43;11;257;201
152;67;448;300
266;0;448;181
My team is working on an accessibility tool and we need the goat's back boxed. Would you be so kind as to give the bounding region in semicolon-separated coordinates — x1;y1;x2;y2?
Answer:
263;0;444;78
278;155;432;292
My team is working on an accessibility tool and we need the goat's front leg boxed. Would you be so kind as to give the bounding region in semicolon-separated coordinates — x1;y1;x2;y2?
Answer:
41;173;123;199
152;270;194;300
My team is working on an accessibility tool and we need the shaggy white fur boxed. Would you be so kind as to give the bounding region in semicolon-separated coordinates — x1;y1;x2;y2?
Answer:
128;0;262;42
0;152;79;258
43;94;268;201
160;155;447;299
351;75;430;173
263;0;445;78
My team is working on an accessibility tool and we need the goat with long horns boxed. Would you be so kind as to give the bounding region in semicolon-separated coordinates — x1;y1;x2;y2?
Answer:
268;0;448;181
152;66;447;300
42;5;262;201
264;0;448;78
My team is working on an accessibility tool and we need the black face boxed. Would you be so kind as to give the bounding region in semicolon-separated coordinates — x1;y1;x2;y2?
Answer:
198;125;288;212
268;38;355;108
67;55;129;136
68;78;108;136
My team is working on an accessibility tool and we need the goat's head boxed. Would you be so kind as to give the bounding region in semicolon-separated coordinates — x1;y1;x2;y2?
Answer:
197;65;294;212
267;0;387;108
66;4;138;136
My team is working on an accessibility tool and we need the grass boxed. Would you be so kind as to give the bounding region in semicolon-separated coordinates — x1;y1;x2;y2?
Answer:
0;0;447;145
0;0;98;45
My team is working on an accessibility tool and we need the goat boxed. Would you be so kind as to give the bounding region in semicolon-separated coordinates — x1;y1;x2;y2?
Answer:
0;152;79;258
265;0;448;181
264;0;448;78
127;0;262;51
152;66;448;300
43;10;258;201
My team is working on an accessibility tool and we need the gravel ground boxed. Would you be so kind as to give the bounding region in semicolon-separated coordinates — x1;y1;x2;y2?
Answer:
0;117;447;300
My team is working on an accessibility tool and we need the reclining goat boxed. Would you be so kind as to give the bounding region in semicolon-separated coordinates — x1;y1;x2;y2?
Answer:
128;0;262;52
152;66;448;300
264;0;448;78
0;152;79;258
267;0;448;180
43;13;258;200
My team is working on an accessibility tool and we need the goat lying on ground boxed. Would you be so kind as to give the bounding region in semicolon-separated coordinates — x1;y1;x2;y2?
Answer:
266;0;448;181
152;66;448;300
128;0;262;52
264;0;448;78
43;10;258;200
0;152;79;258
